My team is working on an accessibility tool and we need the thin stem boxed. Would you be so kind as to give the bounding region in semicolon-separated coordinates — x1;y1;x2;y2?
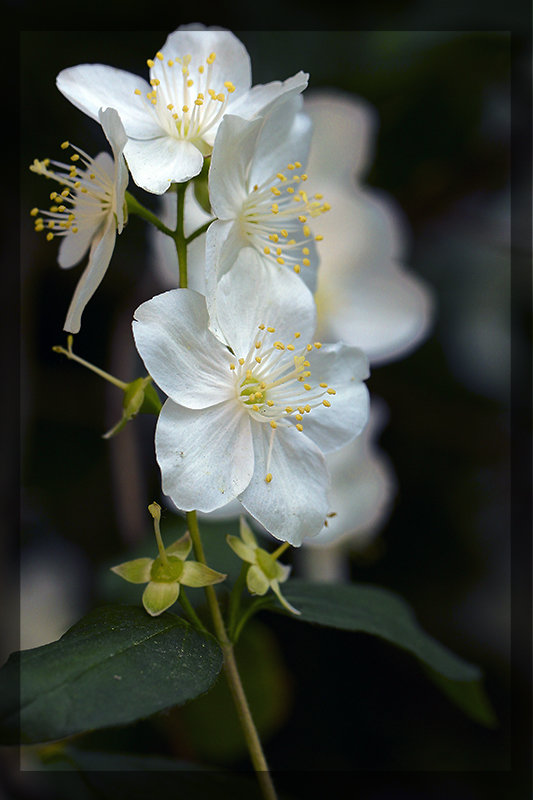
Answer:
179;588;210;635
227;562;248;640
174;182;188;288
271;541;290;560
125;191;174;237
185;218;214;245
186;512;278;800
52;337;127;390
149;503;168;566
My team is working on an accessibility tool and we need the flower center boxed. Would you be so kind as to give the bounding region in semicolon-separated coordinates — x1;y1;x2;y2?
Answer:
134;50;236;150
239;162;330;274
29;141;114;242
229;325;336;483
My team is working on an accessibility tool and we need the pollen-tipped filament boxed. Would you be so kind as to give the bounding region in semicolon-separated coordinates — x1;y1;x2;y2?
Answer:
240;162;330;274
135;50;236;146
30;142;113;242
230;325;336;481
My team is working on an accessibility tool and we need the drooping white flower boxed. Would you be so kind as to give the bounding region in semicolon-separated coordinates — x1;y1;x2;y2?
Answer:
205;99;329;312
304;90;434;365
29;107;128;333
56;25;308;194
132;250;369;546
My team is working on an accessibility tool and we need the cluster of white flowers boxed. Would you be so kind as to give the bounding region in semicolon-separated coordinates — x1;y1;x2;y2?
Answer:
32;25;433;559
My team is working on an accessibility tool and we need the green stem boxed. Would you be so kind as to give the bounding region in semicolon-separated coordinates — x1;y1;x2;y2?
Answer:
125;191;174;237
185;218;214;245
179;588;210;635
227;562;248;640
52;339;127;391
174;182;188;288
186;512;278;800
233;597;274;645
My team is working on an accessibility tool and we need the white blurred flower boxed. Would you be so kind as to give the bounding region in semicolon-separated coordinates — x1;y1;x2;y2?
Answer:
304;90;434;365
56;25;308;194
30;107;128;333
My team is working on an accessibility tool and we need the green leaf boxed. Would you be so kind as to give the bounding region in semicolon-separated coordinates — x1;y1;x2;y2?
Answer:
268;580;495;725
0;605;223;744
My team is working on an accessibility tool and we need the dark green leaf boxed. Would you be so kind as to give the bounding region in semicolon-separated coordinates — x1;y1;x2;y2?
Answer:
267;580;496;725
0;605;223;744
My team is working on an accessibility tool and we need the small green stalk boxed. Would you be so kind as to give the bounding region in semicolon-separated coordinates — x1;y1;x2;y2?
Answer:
53;335;127;390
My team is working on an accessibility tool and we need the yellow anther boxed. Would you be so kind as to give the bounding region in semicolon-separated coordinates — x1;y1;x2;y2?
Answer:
150;78;160;86
314;342;322;349
319;382;328;388
265;473;273;483
270;420;277;429
315;193;323;199
60;141;69;149
276;257;285;265
207;52;216;64
258;324;265;330
298;215;307;223
271;186;281;196
230;363;236;370
46;232;54;241
239;358;245;365
267;400;274;407
276;173;286;181
267;326;275;333
305;404;311;413
147;59;154;67
304;384;311;391
271;203;279;214
269;234;279;242
280;229;288;238
300;173;308;181
167;60;174;67
302;247;310;255
182;105;189;113
187;79;194;87
273;342;285;350
295;414;303;421
294;332;301;338
195;98;204;106
134;89;142;95
255;356;262;363
294;161;302;168
198;64;204;73
217;93;225;101
327;388;336;395
285;406;294;413
253;404;260;412
263;246;271;254
70;154;79;162
255;341;262;349
293;265;301;273
287;344;295;351
315;234;324;241
287;187;295;194
287;163;295;170
303;225;311;237
156;51;164;60
322;399;331;407
30;207;38;216
224;81;235;92
167;103;174;110
296;423;304;431
303;258;310;267
306;344;313;352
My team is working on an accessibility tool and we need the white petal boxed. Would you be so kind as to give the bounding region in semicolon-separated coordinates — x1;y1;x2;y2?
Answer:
132;289;235;408
238;421;329;546
156;399;254;513
204;219;244;324
63;218;116;334
209;114;264;219
213;249;316;354
57;222;96;269
298;342;370;453
160;27;252;103
124;136;204;194
249;103;312;190
98;107;129;232
56;64;161;139
229;71;309;121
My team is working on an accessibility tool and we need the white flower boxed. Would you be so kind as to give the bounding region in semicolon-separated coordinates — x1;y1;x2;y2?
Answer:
56;25;308;194
30;107;128;333
304;90;434;365
205;99;329;320
132;251;369;546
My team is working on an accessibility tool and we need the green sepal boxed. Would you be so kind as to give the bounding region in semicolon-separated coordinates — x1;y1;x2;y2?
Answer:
103;377;161;439
192;157;212;215
110;557;153;584
143;581;180;616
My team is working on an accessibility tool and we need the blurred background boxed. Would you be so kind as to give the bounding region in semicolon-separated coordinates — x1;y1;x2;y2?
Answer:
12;18;531;800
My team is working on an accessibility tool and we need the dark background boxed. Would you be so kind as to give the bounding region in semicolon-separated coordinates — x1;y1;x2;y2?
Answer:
10;7;532;800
